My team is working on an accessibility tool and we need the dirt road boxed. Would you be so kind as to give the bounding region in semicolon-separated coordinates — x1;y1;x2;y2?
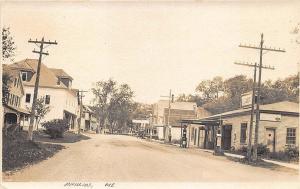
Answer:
3;134;299;182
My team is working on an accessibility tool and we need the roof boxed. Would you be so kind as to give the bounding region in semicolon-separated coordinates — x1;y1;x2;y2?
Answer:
3;104;30;115
199;101;299;120
2;64;25;95
158;100;197;111
8;59;72;89
50;68;73;80
181;101;299;125
8;59;36;72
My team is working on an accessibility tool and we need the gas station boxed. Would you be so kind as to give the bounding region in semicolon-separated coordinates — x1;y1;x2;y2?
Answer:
180;118;223;155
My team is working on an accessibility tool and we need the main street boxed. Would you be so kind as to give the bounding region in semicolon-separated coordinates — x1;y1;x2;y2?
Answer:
4;134;299;182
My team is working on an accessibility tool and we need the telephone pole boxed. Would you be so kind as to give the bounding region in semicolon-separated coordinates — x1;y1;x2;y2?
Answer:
77;90;88;134
160;89;174;142
27;37;57;141
239;33;285;161
234;61;274;161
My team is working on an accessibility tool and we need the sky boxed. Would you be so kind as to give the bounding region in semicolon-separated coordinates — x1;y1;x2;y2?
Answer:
1;1;300;104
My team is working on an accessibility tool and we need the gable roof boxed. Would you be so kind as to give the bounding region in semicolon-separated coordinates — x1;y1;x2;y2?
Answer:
8;59;36;72
8;59;72;89
2;64;25;95
50;68;73;80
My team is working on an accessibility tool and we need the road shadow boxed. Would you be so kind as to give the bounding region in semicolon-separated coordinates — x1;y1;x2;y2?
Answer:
33;131;91;144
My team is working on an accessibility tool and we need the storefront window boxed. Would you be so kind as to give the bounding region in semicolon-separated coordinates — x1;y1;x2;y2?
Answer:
240;123;247;144
286;128;296;145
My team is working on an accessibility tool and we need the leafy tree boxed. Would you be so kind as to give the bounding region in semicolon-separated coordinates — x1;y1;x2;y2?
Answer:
2;27;16;62
195;76;224;101
176;93;206;106
91;79;117;133
34;97;51;130
176;74;298;115
107;83;134;133
91;79;135;133
2;72;12;104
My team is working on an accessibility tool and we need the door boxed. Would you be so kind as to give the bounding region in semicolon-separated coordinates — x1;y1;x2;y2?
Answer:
266;128;275;152
199;130;205;148
221;125;232;150
194;128;197;145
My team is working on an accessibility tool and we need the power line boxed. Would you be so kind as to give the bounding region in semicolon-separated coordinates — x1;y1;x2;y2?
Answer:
234;61;275;162
238;33;285;162
77;90;88;135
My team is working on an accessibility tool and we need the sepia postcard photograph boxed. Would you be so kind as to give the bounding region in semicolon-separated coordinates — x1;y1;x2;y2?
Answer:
1;1;300;189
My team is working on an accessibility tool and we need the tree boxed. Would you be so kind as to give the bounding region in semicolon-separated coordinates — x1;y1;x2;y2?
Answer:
2;72;12;104
91;78;117;133
195;76;224;101
34;97;51;130
106;83;134;133
2;27;16;62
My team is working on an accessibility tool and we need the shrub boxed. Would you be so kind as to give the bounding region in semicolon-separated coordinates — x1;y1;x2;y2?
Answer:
284;145;299;161
269;151;290;161
42;119;69;139
257;144;269;157
172;139;181;144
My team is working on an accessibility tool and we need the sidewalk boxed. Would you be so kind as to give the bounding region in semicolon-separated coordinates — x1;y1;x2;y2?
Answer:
148;138;299;171
197;148;299;171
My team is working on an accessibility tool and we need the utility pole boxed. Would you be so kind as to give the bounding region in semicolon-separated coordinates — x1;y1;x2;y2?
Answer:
160;89;174;142
239;33;285;161
77;90;88;135
27;37;57;141
234;61;274;161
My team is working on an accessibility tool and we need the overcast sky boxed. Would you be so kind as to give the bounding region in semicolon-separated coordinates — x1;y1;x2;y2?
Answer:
1;1;300;104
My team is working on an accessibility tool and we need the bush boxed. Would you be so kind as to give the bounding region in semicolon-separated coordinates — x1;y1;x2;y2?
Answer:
230;144;269;157
42;119;69;139
284;146;299;161
267;146;299;162
172;139;181;144
257;144;270;157
269;151;290;161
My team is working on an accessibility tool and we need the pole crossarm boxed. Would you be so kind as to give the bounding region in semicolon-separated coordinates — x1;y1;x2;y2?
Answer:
28;39;58;45
237;33;285;162
27;37;57;141
234;62;275;70
32;50;49;55
239;44;286;52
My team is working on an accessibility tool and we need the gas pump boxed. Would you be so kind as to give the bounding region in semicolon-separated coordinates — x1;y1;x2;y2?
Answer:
182;125;187;148
214;127;223;155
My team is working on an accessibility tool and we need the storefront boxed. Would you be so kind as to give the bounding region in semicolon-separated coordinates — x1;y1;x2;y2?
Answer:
182;101;299;152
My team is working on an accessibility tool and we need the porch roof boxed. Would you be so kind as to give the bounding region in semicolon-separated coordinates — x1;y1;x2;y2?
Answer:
3;104;30;115
180;118;221;126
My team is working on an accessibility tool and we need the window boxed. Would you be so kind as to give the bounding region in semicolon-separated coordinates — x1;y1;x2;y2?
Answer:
11;95;15;106
25;93;31;103
286;128;296;145
240;123;247;144
45;95;50;105
21;72;28;81
14;78;17;87
15;96;18;106
25;116;29;121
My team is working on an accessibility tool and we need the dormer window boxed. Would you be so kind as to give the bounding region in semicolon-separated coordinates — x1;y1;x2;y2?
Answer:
21;72;28;81
57;78;61;85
